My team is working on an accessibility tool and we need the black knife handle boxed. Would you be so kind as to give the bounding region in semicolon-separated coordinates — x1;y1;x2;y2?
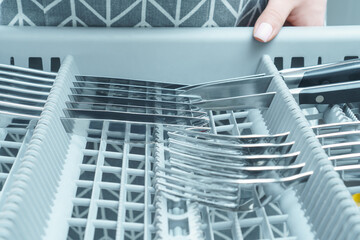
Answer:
299;81;360;105
299;60;360;87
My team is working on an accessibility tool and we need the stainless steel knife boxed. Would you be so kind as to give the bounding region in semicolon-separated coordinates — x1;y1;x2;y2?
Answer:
62;109;208;126
194;80;360;110
181;59;360;100
69;94;197;110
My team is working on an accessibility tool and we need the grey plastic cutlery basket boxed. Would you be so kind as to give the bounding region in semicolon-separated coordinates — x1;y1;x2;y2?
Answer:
0;26;360;240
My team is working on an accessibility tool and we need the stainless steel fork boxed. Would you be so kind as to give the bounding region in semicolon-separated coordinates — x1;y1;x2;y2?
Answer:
155;123;360;212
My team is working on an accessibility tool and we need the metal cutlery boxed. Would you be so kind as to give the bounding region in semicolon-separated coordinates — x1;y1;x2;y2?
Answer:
0;70;55;85
70;86;198;102
0;77;52;92
156;162;360;212
167;131;294;155
166;139;360;176
0;63;57;79
165;128;360;168
181;58;360;100
194;80;360;110
69;94;197;110
76;75;185;89
156;149;360;212
0;64;55;123
65;101;206;117
63;109;208;127
73;81;182;95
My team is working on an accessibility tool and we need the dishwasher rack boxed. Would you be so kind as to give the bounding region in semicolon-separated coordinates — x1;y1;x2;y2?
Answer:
0;26;360;240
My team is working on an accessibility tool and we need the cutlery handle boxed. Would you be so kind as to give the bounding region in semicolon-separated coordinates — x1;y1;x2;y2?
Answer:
298;80;360;105
298;60;360;87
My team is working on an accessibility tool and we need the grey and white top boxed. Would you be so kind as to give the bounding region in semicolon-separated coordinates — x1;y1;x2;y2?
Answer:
0;0;267;27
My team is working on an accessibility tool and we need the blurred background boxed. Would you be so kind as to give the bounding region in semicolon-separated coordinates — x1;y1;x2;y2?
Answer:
327;0;360;25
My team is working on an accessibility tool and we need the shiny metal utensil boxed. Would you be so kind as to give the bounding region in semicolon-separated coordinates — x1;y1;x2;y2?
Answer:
76;75;185;89
0;111;40;121
312;120;360;134
181;59;360;100
63;109;209;127
0;103;42;118
0;64;55;125
167;132;294;155
0;63;57;79
0;71;54;86
66;101;206;117
179;58;360;91
167;140;300;166
73;81;182;95
70;87;199;102
167;146;300;169
0;85;49;100
0;92;46;106
156;156;360;212
165;121;360;144
167;126;360;152
167;140;360;176
194;80;360;110
165;126;290;144
0;77;52;92
69;94;197;110
161;126;360;181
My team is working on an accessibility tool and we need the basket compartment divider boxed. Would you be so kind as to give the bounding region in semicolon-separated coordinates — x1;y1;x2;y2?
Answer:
0;55;76;240
259;55;360;240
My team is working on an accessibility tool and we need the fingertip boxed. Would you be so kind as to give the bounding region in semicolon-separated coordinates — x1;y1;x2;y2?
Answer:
253;0;295;42
253;22;273;42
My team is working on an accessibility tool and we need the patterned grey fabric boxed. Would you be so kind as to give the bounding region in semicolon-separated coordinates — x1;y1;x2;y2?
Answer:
0;0;267;27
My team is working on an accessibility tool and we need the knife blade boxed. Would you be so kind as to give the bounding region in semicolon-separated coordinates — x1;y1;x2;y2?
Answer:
181;59;360;100
75;75;185;89
62;109;209;126
72;81;182;95
69;94;197;110
70;86;200;102
66;101;207;117
178;58;360;91
194;80;360;110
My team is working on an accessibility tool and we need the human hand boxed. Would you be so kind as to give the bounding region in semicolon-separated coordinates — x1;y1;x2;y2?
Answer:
253;0;327;42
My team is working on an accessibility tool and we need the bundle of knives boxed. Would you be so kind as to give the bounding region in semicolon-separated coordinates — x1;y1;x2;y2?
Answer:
2;59;360;129
64;59;360;127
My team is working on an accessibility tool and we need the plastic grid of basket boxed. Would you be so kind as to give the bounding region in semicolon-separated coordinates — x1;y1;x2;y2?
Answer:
0;27;360;240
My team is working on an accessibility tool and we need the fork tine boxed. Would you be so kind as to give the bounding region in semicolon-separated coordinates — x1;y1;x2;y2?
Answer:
0;64;57;79
0;76;52;92
169;152;305;172
168;141;300;163
0;71;54;85
156;176;239;198
165;126;290;144
168;131;294;154
157;186;241;211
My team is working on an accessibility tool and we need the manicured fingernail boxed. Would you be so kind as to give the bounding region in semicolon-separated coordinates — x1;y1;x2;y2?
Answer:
254;22;273;42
